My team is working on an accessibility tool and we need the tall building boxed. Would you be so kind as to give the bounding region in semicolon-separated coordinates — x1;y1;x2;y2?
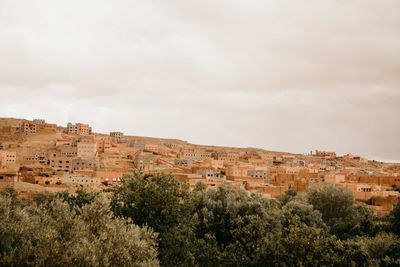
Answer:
67;122;92;135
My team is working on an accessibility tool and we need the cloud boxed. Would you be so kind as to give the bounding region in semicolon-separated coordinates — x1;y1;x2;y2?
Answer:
0;0;399;161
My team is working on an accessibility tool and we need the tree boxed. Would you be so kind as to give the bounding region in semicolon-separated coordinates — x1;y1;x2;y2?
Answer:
277;203;369;266
385;241;400;260
306;183;376;239
390;199;400;236
359;232;399;260
306;183;354;227
277;215;339;266
188;183;280;266
276;189;297;208
111;171;194;266
0;190;159;266
281;200;327;229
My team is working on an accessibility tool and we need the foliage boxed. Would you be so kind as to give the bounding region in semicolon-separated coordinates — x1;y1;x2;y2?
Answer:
306;183;375;239
111;171;193;266
359;232;399;260
188;183;280;266
306;183;355;226
0;190;159;266
276;189;297;208
277;215;337;266
2;174;400;267
277;200;369;266
281;200;327;229
389;199;400;236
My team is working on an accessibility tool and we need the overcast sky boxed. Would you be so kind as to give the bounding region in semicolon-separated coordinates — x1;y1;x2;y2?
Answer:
0;0;399;161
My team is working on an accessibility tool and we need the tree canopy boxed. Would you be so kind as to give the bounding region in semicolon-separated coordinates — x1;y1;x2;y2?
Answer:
1;176;400;266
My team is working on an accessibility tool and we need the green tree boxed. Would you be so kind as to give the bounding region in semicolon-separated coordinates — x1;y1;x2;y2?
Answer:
188;183;280;266
384;241;400;261
111;171;194;266
306;183;354;226
276;189;297;208
0;190;159;266
277;215;338;266
306;183;375;239
390;199;400;236
359;232;399;260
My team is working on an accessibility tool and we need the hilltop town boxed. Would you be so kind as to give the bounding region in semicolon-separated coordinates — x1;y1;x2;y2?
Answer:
1;117;399;215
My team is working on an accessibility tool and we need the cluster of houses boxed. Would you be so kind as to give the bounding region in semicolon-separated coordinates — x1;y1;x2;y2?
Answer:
0;118;399;215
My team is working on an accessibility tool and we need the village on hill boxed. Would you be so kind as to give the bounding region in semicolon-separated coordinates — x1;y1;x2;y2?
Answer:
1;117;399;215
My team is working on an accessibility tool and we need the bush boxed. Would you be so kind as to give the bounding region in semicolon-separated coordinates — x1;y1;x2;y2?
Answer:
306;183;354;226
0;190;159;266
112;171;192;266
360;232;399;259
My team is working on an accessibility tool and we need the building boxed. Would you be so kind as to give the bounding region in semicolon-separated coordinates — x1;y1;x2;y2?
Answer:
133;143;159;153
133;143;145;152
315;150;337;158
77;142;97;159
135;153;155;171
344;154;368;163
60;146;78;157
67;122;78;134
72;158;99;171
76;123;91;135
0;150;16;166
212;151;239;164
248;170;267;179
33;119;45;125
97;138;113;152
62;173;100;186
24;153;47;165
67;122;92;135
44;123;57;131
174;159;193;167
94;171;124;184
180;149;212;161
110;132;123;139
0;170;20;183
200;159;224;169
197;169;224;179
323;174;345;184
21;121;37;135
145;144;159;153
165;143;179;149
0;126;19;135
49;157;72;172
226;165;254;178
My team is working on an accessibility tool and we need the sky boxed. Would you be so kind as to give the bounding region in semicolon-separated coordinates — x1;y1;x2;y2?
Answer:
0;0;399;162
